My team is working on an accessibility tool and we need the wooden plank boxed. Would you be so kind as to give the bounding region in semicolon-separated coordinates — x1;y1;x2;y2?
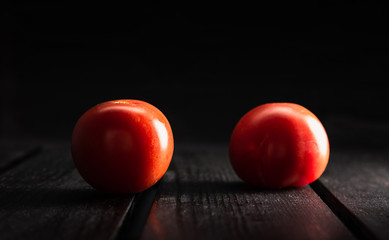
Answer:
116;182;160;240
0;141;134;240
0;139;41;174
141;144;355;240
313;151;389;240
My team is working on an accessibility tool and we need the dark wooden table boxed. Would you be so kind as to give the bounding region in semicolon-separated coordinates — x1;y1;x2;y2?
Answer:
0;139;388;240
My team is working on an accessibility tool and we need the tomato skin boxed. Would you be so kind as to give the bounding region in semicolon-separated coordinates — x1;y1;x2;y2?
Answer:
229;103;329;188
71;100;174;194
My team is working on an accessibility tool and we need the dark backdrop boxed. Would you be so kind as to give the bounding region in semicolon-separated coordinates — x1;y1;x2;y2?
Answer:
2;2;389;150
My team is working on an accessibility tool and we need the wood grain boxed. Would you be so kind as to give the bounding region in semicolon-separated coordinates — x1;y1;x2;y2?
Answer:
0;139;40;174
315;151;389;240
0;142;134;240
141;144;355;240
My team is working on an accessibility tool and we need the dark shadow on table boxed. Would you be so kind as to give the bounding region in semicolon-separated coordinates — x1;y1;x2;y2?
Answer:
0;186;134;210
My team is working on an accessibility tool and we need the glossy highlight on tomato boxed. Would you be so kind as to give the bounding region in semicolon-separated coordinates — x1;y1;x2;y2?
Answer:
229;103;329;188
71;99;174;194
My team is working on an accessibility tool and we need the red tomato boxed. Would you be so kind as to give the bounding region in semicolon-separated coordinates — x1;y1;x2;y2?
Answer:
71;99;174;194
229;103;329;188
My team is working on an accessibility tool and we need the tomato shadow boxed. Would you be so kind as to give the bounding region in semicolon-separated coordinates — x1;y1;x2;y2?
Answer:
0;186;134;211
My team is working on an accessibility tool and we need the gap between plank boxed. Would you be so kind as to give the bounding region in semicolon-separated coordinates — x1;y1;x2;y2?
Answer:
310;180;379;240
114;180;160;240
0;146;42;175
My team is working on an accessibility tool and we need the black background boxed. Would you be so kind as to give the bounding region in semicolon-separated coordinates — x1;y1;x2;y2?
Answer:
2;1;389;150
